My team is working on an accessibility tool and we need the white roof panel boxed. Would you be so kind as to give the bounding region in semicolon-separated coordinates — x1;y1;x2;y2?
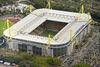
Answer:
4;9;91;45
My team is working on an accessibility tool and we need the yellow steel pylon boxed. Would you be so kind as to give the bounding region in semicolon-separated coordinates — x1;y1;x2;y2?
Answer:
48;34;51;48
6;19;12;41
47;0;52;9
28;5;33;13
87;12;92;24
81;4;84;14
70;29;72;41
26;5;33;15
80;3;84;14
77;3;85;21
45;34;51;56
75;37;78;46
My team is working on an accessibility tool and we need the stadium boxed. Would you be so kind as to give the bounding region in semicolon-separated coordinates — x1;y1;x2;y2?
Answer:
3;9;92;57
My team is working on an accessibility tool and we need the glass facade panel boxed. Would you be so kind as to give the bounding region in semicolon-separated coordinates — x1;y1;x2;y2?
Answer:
18;44;27;52
32;46;42;55
53;47;67;57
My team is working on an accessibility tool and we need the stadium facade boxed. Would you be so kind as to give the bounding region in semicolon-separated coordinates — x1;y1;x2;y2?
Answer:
4;9;92;57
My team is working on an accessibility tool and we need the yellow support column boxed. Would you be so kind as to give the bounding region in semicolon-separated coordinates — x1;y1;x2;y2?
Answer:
77;3;85;21
81;4;84;14
80;2;84;14
6;19;12;41
70;29;72;41
29;5;33;13
88;12;92;24
75;37;78;46
46;34;51;56
48;34;51;48
47;0;52;9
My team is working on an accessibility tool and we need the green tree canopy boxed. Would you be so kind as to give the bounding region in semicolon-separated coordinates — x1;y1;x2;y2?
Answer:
0;0;16;5
34;0;47;8
9;53;62;67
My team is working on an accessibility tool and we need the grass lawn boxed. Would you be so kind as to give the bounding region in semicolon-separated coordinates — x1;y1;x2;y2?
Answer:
0;20;13;37
41;30;57;37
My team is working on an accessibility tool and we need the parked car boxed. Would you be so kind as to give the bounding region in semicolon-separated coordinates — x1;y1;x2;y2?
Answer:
0;60;3;63
3;62;11;66
0;37;5;46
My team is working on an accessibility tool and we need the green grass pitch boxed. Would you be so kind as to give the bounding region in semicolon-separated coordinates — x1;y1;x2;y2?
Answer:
0;20;13;37
41;30;57;37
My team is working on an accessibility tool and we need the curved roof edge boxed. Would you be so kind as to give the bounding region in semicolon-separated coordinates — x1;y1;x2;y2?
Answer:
3;8;92;45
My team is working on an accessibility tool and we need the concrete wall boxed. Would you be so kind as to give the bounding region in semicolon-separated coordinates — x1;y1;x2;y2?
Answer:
67;24;91;55
7;24;91;57
7;39;54;57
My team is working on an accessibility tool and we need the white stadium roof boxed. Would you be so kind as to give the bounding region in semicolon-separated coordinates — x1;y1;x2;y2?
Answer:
4;9;91;45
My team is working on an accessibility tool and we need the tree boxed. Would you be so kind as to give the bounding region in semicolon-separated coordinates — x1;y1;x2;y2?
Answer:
0;53;62;67
1;56;15;63
32;56;49;67
0;0;16;5
14;53;33;63
47;57;62;67
18;60;34;67
52;2;64;10
34;0;47;8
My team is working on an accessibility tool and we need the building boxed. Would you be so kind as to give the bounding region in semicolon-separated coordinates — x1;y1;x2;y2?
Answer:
3;9;92;57
15;3;35;13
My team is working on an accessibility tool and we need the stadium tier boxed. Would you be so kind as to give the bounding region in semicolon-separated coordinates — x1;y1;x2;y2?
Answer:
3;9;92;57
